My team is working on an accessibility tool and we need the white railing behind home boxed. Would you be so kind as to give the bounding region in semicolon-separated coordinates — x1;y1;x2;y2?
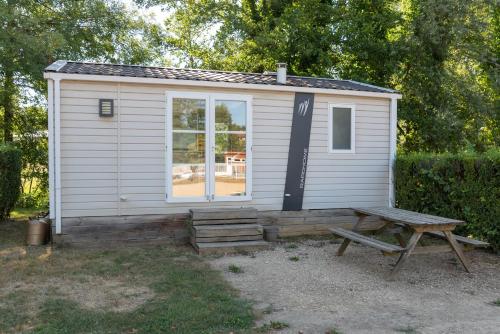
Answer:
173;162;246;179
173;164;205;179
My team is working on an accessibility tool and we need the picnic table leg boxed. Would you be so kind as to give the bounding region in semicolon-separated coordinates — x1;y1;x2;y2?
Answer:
337;215;367;256
375;222;407;250
443;231;472;273
389;232;422;278
394;233;406;248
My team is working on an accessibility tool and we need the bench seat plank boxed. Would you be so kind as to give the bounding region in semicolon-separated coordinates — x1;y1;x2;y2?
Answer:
329;227;405;253
425;231;489;247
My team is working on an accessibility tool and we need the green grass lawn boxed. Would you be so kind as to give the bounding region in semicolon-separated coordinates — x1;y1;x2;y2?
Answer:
0;219;258;334
9;207;45;220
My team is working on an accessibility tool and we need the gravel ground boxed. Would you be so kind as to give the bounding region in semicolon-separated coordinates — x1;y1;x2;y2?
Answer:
210;239;500;334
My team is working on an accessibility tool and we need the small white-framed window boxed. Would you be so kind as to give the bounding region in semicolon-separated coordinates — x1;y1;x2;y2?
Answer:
328;104;356;154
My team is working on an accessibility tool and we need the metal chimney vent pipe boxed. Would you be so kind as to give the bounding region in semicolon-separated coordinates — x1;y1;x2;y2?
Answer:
276;63;287;84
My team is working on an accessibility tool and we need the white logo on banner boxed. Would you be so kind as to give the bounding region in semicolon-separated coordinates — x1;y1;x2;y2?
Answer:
298;98;310;117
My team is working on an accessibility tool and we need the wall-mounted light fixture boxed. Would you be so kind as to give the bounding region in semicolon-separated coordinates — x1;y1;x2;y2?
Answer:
99;99;114;117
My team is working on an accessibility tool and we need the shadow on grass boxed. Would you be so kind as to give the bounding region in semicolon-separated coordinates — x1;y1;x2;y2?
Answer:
0;221;256;334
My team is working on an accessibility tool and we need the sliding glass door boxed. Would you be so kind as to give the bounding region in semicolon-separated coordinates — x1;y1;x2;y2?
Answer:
166;92;252;202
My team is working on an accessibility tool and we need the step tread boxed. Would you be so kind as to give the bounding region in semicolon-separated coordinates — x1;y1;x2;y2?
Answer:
192;218;258;226
190;207;257;214
193;223;262;231
195;235;264;243
196;240;269;249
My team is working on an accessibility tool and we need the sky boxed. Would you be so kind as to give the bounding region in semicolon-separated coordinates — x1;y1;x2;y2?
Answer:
121;0;221;68
122;0;169;25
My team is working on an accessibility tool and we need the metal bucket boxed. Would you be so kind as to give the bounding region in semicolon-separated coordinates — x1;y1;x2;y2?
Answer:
27;220;49;246
263;226;279;242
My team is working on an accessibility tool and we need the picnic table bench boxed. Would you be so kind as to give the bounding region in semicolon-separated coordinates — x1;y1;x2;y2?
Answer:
330;207;489;278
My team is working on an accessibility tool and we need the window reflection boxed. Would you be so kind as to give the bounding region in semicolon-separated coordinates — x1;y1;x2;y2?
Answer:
173;98;205;131
172;98;206;197
215;100;246;131
214;100;246;197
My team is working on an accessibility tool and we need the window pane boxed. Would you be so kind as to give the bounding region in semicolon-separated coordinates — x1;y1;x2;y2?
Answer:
215;100;246;131
215;133;246;196
173;98;205;131
172;133;205;197
331;107;352;150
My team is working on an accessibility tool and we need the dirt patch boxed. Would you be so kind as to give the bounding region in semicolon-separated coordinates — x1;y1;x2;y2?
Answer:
0;246;28;261
1;277;154;313
56;277;154;312
210;240;500;334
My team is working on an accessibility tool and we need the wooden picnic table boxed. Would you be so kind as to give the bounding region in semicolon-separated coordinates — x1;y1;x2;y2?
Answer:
330;207;488;278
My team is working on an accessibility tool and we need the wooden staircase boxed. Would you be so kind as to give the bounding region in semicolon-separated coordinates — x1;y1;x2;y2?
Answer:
190;208;270;255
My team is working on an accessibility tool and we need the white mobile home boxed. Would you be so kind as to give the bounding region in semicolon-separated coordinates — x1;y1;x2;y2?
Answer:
44;61;401;245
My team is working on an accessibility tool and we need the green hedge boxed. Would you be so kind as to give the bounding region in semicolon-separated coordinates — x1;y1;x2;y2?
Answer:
395;150;500;251
0;144;22;221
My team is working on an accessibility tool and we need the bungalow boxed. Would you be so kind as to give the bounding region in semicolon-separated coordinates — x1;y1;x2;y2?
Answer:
43;61;401;246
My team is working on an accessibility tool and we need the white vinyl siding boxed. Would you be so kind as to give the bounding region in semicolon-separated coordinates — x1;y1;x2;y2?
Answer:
303;94;390;209
59;81;390;218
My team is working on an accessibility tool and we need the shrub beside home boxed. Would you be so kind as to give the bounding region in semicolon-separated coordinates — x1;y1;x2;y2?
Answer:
396;150;500;251
0;144;22;221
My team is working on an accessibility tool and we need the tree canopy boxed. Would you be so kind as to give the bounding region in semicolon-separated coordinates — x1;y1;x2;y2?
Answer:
143;0;498;152
0;0;155;141
1;0;498;153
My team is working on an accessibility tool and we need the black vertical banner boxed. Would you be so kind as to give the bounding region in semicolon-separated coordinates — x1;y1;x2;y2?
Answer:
282;92;315;211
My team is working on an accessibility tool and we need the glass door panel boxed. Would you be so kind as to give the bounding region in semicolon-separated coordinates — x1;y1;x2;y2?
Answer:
214;133;246;196
172;98;206;130
213;100;247;198
170;97;207;200
172;132;206;197
215;100;246;131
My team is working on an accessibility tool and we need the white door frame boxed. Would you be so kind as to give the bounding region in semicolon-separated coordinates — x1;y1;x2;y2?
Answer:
210;93;252;202
165;91;210;203
165;91;252;203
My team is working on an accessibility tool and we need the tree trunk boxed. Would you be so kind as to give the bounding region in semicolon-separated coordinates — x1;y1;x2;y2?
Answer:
2;71;15;142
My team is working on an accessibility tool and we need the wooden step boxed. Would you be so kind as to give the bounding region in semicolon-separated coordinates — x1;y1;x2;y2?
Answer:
194;235;264;243
329;227;405;253
192;224;263;238
425;231;489;247
195;240;270;255
190;207;257;221
192;218;257;226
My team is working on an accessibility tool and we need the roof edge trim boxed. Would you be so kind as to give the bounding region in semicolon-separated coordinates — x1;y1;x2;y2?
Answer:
43;72;402;99
45;60;68;72
346;80;398;93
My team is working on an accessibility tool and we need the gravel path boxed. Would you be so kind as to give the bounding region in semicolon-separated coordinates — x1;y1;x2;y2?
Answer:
210;239;500;334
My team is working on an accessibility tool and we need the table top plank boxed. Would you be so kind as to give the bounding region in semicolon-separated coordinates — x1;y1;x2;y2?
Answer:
353;207;465;226
356;207;461;223
371;209;456;225
376;207;460;224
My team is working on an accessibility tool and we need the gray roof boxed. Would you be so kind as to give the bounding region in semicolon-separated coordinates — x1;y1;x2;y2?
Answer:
44;60;398;94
